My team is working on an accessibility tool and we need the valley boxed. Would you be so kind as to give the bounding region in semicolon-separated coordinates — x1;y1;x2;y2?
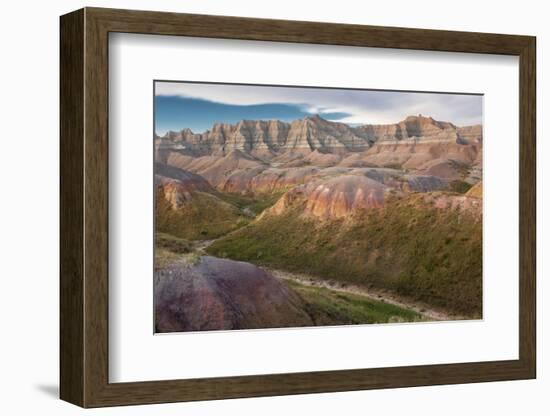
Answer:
155;229;424;332
154;114;483;332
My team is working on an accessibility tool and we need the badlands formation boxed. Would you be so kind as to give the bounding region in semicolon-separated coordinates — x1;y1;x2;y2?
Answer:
154;115;483;331
155;114;482;220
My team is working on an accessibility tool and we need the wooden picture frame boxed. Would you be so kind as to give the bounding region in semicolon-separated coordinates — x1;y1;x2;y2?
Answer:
60;7;536;408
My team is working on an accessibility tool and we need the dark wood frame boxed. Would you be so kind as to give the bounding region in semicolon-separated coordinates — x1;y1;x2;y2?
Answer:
60;7;536;408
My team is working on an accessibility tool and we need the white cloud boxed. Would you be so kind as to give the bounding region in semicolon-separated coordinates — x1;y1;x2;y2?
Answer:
155;81;483;126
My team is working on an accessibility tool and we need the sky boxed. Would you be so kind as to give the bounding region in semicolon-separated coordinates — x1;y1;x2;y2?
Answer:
154;81;483;135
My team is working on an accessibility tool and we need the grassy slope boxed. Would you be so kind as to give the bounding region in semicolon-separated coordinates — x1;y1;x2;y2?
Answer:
155;232;192;253
154;232;422;326
156;189;284;241
156;190;249;240
466;182;482;199
207;194;482;316
154;233;192;268
288;280;421;325
215;191;286;215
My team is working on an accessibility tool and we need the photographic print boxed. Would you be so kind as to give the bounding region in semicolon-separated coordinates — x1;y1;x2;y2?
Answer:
154;81;483;333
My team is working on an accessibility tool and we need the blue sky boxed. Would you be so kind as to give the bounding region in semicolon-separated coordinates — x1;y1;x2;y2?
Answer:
154;81;483;135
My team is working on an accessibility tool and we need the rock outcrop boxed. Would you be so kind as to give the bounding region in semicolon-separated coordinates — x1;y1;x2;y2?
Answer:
155;163;213;209
155;115;482;198
355;115;457;143
156;114;481;158
269;175;393;219
351;116;481;176
155;256;314;332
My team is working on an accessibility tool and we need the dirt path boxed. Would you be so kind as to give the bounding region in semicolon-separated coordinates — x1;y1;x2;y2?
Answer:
193;239;216;252
266;267;461;322
189;238;460;322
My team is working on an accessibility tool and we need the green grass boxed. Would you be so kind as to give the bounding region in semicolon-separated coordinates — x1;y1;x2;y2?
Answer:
156;190;249;240
155;187;284;241
215;190;285;216
207;194;482;316
155;232;192;254
287;280;421;325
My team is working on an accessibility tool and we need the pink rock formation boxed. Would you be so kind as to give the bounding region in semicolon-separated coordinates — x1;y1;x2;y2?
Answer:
154;163;212;209
155;114;482;194
269;175;392;219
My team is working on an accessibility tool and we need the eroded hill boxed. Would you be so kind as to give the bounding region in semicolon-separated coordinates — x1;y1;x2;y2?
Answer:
154;114;483;328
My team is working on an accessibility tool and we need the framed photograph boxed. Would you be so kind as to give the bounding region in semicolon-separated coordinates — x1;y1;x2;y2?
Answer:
60;7;536;407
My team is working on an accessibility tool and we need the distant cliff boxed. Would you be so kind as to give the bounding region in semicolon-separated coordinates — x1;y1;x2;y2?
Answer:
156;114;482;157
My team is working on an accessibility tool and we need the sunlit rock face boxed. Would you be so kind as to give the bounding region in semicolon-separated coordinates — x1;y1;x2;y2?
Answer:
466;181;483;199
269;175;393;219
